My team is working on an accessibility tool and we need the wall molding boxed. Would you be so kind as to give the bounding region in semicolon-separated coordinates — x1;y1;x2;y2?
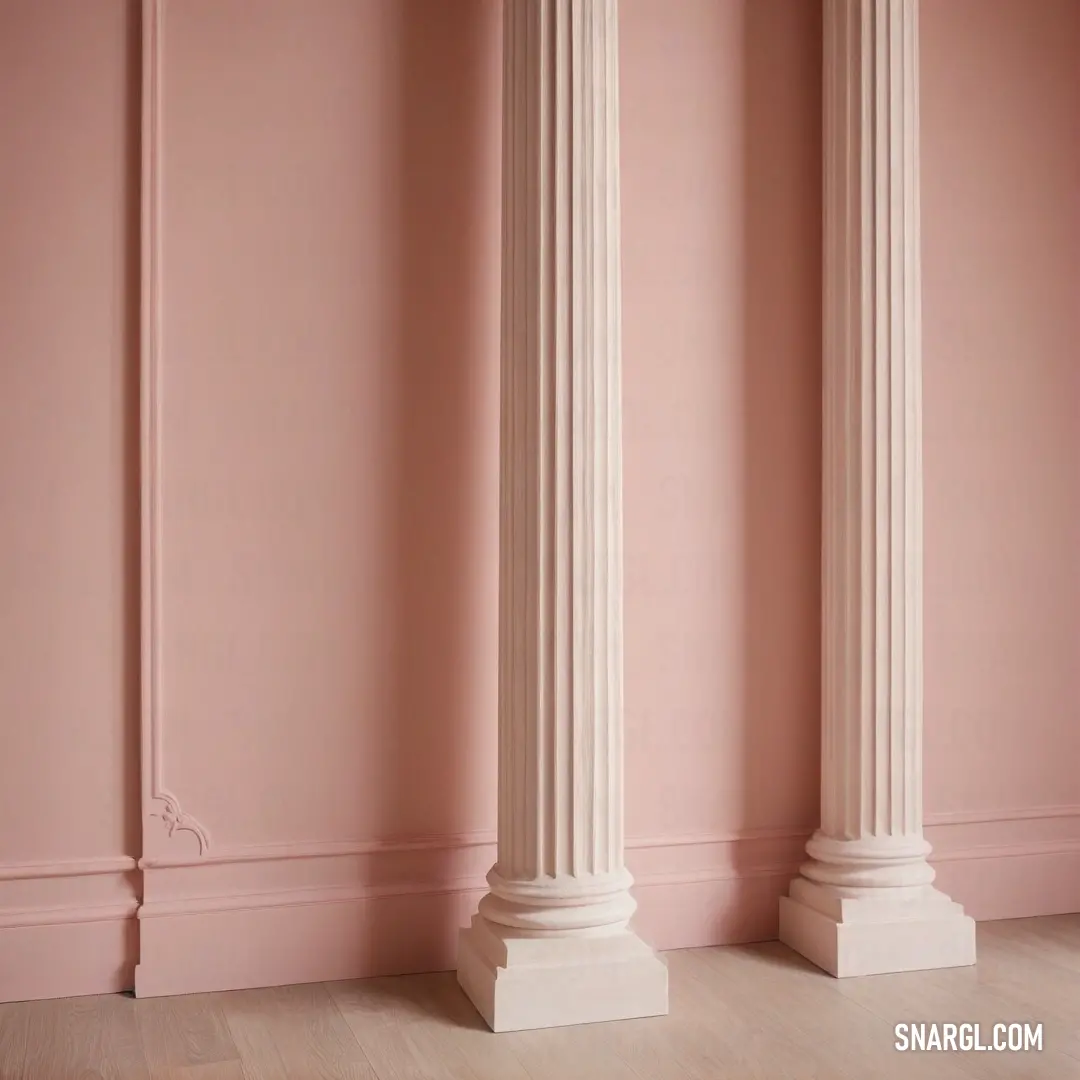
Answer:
0;835;1066;968
0;902;139;931
132;830;1080;997
139;0;210;856
134;805;1080;871
0;856;137;882
925;805;1080;827
138;830;496;870
143;827;800;871
0;815;1064;940
933;838;1080;864
135;838;1080;918
135;864;813;921
134;824;1080;916
139;878;489;920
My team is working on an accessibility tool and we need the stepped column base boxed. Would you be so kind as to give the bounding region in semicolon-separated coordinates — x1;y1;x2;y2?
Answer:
779;874;977;978
457;901;668;1033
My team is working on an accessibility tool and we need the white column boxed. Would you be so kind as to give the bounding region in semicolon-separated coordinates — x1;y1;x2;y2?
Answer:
456;0;668;1033
779;0;976;977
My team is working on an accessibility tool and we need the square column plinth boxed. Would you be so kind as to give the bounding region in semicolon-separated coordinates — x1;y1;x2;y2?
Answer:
779;882;976;978
457;916;668;1033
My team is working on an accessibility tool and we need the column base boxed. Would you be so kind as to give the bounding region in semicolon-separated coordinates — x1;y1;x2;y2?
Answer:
779;878;977;978
456;914;669;1032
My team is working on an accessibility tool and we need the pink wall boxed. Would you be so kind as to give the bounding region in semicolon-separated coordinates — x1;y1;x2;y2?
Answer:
1;0;1077;1002
920;0;1080;911
0;0;141;1000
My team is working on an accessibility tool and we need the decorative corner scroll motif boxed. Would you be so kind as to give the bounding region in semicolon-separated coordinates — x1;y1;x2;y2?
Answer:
151;792;210;855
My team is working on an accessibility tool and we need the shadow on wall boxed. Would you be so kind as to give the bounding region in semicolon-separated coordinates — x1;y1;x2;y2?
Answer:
374;0;500;973
733;0;822;928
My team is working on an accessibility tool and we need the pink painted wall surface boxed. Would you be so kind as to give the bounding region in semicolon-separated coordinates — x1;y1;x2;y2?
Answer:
148;0;502;853
922;0;1080;808
0;0;1077;1001
920;0;1080;913
0;0;141;1000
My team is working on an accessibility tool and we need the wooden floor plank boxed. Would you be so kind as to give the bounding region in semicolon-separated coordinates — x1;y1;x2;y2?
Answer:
22;994;150;1080
149;1064;249;1080
223;982;377;1080
0;1001;29;1080
136;991;241;1073
327;975;470;1080
669;946;860;1079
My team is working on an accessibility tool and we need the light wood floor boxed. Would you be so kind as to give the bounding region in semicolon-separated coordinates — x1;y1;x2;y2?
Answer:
1;916;1078;1079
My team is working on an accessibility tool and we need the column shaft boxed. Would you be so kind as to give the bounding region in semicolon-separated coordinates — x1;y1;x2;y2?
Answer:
779;0;976;977
820;0;923;854
493;0;626;899
457;0;667;1030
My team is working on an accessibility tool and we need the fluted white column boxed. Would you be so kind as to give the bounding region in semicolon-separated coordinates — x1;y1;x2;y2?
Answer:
456;0;667;1032
778;0;976;977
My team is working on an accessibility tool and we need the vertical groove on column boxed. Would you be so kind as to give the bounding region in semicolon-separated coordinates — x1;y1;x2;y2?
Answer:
608;0;623;875
534;0;547;880
606;0;623;876
910;0;923;838
820;0;923;849
494;0;628;899
569;0;587;878
553;0;570;880
499;0;512;875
